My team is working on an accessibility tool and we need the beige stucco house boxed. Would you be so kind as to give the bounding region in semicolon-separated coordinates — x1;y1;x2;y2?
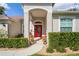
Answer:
23;3;79;43
1;3;79;42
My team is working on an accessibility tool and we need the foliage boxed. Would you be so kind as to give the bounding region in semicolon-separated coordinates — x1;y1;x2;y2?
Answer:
46;48;54;53
0;6;5;15
47;32;79;53
0;29;8;38
0;38;28;48
15;34;24;38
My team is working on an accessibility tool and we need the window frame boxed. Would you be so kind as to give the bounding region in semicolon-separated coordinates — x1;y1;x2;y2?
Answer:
60;16;73;32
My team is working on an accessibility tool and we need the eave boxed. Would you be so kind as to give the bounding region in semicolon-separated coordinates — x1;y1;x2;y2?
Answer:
52;11;79;16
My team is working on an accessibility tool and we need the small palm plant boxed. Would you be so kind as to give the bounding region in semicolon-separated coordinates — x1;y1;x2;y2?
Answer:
0;6;5;15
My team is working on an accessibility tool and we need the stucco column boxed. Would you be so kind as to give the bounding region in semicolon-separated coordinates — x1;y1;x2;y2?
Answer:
24;10;29;38
73;18;76;32
46;11;52;45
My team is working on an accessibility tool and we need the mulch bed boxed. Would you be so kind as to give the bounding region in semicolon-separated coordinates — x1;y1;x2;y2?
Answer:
36;46;79;56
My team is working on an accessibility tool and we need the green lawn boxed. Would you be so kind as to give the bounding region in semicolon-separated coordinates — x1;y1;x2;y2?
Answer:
32;53;79;56
32;54;48;56
65;53;79;56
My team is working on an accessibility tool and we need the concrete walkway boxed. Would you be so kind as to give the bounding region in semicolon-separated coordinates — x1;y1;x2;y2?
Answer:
0;40;44;56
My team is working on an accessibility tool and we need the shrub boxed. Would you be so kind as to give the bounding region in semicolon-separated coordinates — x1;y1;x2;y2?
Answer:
47;32;79;53
15;34;24;38
56;46;65;52
46;48;54;53
0;38;28;48
0;29;8;38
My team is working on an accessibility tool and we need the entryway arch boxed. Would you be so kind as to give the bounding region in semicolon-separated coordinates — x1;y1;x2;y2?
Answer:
29;8;47;39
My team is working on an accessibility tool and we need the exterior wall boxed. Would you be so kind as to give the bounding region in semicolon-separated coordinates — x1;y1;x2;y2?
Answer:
0;20;22;37
52;17;60;32
24;8;29;38
9;21;21;37
42;19;46;34
30;20;34;35
52;16;79;32
75;18;79;32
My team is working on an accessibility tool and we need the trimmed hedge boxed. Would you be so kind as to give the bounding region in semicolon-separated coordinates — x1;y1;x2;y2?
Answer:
0;38;28;48
47;32;79;53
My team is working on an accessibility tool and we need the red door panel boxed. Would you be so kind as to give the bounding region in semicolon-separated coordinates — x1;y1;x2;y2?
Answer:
34;25;42;37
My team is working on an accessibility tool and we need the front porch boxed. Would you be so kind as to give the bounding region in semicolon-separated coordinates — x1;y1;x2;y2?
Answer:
29;9;47;41
24;4;53;43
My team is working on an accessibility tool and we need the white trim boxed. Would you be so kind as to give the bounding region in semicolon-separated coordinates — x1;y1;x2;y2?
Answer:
24;12;29;38
60;16;74;19
33;20;44;37
33;20;43;25
58;17;60;32
72;18;76;32
28;8;48;13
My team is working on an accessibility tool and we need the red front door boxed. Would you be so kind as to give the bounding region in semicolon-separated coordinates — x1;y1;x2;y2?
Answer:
34;25;42;37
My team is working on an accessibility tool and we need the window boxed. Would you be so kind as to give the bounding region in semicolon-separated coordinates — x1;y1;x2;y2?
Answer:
60;18;72;32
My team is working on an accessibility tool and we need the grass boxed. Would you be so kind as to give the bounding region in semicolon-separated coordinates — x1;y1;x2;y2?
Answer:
32;53;48;56
32;53;79;56
65;53;79;56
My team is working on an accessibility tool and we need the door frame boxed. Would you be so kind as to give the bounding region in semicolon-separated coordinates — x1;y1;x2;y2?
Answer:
34;21;42;37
